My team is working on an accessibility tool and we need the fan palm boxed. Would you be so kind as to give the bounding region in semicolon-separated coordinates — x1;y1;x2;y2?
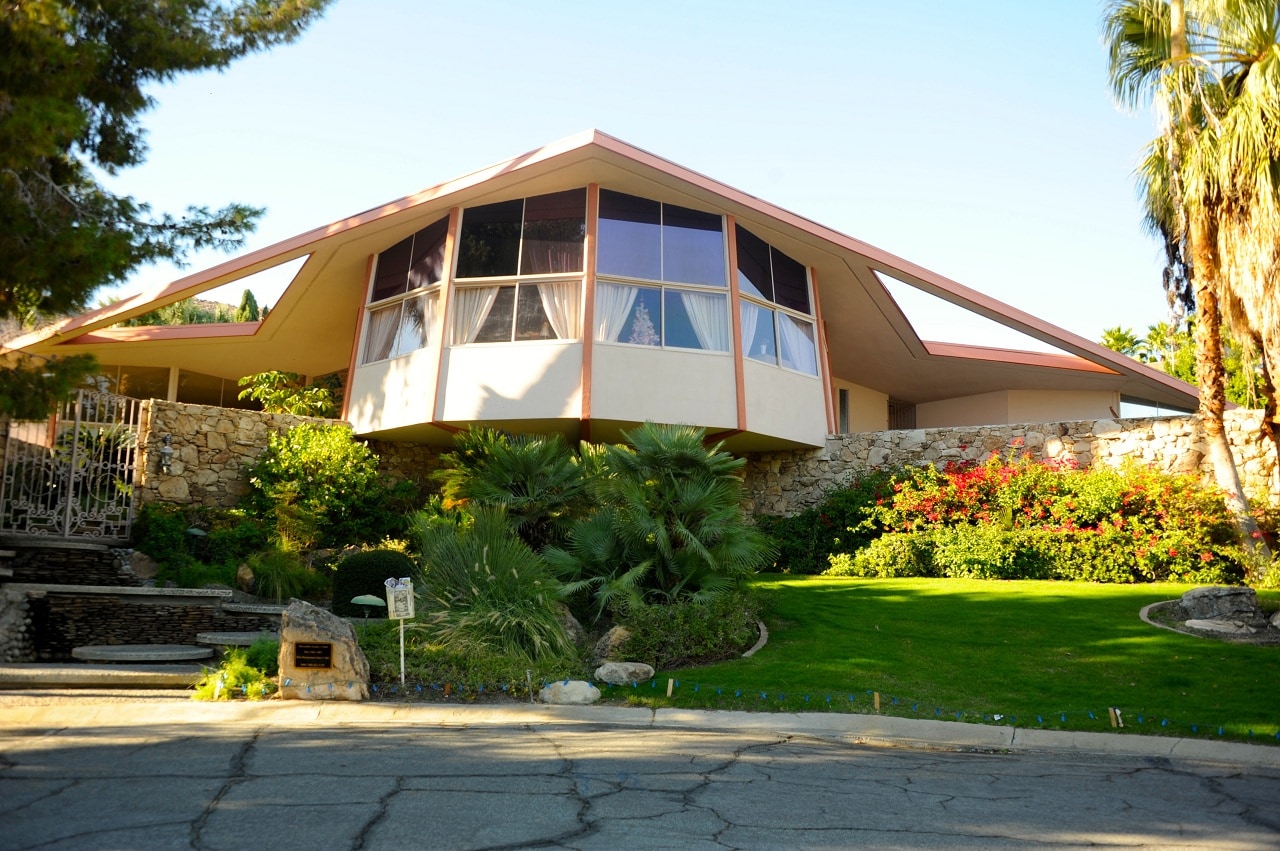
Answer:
1104;0;1277;542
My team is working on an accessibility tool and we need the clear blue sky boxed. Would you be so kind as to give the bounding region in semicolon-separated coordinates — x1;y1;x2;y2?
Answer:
101;0;1167;348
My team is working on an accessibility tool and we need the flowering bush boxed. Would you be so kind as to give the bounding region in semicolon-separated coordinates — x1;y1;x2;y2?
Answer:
821;448;1250;584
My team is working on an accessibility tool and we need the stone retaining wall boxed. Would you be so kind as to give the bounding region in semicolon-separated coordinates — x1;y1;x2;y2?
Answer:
742;409;1279;517
136;401;442;508
0;589;32;663
1;543;142;587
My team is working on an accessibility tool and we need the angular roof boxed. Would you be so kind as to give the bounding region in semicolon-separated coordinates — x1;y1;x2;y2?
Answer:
4;130;1198;412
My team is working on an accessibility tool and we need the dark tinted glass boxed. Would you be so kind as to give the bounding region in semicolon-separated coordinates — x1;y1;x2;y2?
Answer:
177;370;225;406
771;248;810;314
662;203;724;286
118;366;170;401
515;285;555;340
457;200;523;278
598;190;661;280
521;189;585;275
408;218;448;289
735;226;772;300
371;235;412;303
472;285;517;342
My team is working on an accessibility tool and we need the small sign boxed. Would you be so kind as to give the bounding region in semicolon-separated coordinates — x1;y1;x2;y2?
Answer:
385;577;415;620
294;642;333;669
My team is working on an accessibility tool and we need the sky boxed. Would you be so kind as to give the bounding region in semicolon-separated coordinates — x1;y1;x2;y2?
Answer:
99;0;1171;350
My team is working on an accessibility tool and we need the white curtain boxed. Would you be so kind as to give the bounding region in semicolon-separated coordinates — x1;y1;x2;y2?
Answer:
451;286;499;344
595;282;638;343
362;304;400;363
778;314;818;375
394;292;437;355
538;281;581;340
740;301;764;361
680;290;729;351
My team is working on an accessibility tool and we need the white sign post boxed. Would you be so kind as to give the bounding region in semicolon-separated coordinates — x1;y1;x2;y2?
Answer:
384;578;414;685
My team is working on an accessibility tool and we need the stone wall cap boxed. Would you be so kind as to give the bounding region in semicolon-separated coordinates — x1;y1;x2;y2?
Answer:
2;583;233;599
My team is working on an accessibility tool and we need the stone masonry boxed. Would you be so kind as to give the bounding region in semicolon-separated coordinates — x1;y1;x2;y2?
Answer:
742;409;1278;518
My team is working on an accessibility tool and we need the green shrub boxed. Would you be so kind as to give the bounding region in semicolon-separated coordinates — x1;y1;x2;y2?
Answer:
827;532;935;578
615;590;761;670
202;510;271;565
248;548;315;603
331;549;417;617
410;506;573;662
930;525;1054;580
243;424;416;549
133;502;191;559
245;637;280;676
755;468;901;575
192;648;276;701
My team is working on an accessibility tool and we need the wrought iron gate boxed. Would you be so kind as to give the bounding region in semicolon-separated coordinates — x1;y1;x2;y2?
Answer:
0;390;141;541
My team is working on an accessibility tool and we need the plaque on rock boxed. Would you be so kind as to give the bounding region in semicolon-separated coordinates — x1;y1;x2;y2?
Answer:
294;642;332;669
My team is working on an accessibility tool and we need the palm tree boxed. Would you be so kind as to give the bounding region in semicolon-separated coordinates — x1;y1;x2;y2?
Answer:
1100;326;1152;361
1104;0;1275;546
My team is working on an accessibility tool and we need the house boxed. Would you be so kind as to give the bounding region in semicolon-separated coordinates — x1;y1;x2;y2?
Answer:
4;131;1198;451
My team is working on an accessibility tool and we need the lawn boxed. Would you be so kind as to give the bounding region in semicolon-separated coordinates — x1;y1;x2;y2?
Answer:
606;575;1280;744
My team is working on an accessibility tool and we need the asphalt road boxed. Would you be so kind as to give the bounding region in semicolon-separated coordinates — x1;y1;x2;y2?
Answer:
2;698;1278;850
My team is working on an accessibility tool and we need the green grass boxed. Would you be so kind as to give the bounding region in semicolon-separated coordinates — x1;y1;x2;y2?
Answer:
606;575;1280;744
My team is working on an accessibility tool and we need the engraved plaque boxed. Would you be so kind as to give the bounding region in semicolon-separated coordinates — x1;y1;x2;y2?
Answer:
294;642;333;669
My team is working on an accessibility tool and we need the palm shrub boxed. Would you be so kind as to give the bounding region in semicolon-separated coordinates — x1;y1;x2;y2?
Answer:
545;422;778;620
332;549;417;617
435;426;587;551
410;506;573;662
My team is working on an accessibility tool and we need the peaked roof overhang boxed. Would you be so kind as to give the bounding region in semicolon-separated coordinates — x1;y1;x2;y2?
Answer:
4;130;1199;412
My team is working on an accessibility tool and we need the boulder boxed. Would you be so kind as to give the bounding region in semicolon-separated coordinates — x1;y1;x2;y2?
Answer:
1180;586;1264;622
555;604;586;647
235;563;254;594
1185;618;1258;635
277;599;369;701
594;661;655;685
592;625;631;664
127;551;160;580
539;680;601;705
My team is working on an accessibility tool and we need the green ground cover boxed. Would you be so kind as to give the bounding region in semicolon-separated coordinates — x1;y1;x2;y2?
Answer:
610;575;1280;743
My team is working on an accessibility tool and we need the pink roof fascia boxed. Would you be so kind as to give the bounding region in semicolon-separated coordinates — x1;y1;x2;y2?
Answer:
923;341;1120;374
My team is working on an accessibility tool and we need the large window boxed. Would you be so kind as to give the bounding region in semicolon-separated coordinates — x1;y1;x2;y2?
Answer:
451;190;586;344
736;225;817;374
362;217;448;364
594;190;729;352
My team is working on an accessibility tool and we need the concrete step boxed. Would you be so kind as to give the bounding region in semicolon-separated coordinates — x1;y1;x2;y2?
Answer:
0;663;204;690
71;644;214;663
196;631;278;648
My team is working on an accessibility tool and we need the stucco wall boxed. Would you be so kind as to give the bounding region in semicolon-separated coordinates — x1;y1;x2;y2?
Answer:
742;409;1279;517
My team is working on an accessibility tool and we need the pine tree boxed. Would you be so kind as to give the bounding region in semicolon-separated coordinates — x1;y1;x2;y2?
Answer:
0;1;332;417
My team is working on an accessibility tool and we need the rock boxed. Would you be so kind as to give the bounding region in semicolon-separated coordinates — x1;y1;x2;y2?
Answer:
128;551;160;580
555;604;586;647
539;680;601;705
277;599;369;701
594;661;655;685
1180;586;1264;622
1185;618;1258;635
592;626;632;664
1272;611;1280;631
236;563;254;594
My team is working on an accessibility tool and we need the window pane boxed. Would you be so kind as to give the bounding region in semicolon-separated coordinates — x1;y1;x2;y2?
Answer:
177;370;225;406
612;285;662;346
598;190;661;280
408;218;448;289
118;365;170;400
663;203;724;286
735;226;772;301
772;248;810;314
741;302;777;364
393;292;436;355
778;313;818;375
514;285;556;340
664;289;728;351
362;303;401;363
521;189;585;275
472;285;516;343
371;235;412;303
457;200;522;278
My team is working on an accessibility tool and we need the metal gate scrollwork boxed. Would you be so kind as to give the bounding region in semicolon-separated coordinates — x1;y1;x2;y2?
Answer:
0;390;141;541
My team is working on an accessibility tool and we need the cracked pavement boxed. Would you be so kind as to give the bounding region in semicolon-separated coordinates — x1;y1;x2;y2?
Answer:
2;704;1279;849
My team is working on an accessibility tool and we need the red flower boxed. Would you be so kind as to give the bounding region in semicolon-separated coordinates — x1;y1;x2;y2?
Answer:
1200;552;1213;562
